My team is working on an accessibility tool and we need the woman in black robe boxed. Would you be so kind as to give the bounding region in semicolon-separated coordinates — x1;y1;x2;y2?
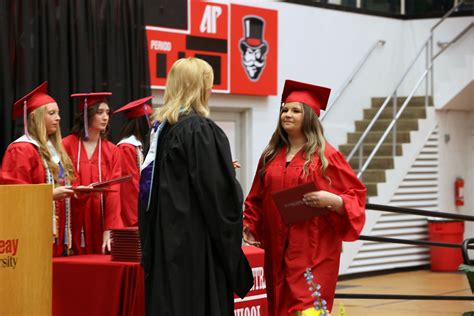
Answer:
139;57;253;316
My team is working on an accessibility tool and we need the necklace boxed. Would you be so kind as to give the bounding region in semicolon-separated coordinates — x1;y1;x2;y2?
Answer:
287;145;304;161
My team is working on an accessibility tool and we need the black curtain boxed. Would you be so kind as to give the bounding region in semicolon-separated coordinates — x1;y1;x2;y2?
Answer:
0;0;150;160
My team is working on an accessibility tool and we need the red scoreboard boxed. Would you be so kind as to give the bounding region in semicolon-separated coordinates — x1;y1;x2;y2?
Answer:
146;0;278;95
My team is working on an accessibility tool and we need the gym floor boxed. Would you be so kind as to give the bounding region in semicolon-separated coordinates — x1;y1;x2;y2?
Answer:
333;269;472;315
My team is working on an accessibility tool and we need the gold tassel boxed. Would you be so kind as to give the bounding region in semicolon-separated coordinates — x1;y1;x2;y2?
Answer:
339;303;346;316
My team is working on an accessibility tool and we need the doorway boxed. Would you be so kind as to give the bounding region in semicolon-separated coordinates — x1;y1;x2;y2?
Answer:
210;109;248;193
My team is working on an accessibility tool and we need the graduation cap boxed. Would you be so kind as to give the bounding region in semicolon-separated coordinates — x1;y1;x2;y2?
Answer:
70;92;112;140
281;80;331;117
12;81;56;138
114;96;153;127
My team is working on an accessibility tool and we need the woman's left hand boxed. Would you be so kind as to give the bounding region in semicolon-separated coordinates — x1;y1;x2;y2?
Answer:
53;186;75;201
303;190;344;213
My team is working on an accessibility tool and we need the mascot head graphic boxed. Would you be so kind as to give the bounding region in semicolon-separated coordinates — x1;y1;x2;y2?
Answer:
239;16;268;81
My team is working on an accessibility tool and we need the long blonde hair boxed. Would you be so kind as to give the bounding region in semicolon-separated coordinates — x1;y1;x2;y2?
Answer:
262;103;329;180
28;104;75;183
154;57;214;124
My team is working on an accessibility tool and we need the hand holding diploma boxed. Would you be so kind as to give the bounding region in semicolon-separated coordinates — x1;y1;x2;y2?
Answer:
303;190;344;214
53;186;75;200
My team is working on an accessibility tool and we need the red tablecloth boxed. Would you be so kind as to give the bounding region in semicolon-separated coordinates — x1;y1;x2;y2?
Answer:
53;255;144;316
53;247;267;316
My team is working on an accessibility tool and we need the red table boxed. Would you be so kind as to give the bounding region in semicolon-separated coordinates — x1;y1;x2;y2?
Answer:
53;255;144;316
53;247;267;316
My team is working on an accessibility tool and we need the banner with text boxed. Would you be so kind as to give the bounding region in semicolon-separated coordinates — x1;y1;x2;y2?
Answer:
145;0;277;95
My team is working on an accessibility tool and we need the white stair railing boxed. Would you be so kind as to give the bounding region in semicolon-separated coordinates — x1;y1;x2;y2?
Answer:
346;0;473;179
321;40;385;121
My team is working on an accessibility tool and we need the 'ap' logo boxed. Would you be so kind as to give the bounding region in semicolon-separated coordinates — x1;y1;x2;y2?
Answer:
239;16;268;81
200;5;222;34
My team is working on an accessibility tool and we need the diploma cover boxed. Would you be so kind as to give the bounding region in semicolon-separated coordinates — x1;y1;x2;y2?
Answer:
271;182;329;224
73;174;132;192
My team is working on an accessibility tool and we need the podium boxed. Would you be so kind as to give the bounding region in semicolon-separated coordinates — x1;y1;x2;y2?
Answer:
0;184;52;316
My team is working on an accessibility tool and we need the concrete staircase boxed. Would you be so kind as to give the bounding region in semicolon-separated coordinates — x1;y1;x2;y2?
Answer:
339;96;431;196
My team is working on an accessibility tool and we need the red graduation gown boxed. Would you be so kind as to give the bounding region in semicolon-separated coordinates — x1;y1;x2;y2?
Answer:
63;134;123;254
2;140;70;257
117;140;141;226
0;171;26;184
244;143;366;315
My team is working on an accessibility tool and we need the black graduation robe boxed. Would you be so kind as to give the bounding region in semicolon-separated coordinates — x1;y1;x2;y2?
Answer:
139;112;253;316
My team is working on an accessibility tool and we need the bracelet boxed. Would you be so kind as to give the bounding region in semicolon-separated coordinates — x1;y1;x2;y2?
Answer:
327;196;343;212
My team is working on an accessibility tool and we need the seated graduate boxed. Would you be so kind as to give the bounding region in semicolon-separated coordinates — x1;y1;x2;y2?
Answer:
113;96;153;227
63;92;123;255
138;57;253;316
2;81;80;256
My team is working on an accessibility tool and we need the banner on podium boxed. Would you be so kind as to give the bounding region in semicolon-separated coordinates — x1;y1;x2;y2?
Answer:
234;246;268;316
0;184;52;316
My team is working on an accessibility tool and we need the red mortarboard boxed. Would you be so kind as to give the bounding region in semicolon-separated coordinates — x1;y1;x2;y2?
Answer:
114;96;153;118
281;80;331;117
12;81;56;120
70;92;112;140
70;92;112;112
12;81;56;137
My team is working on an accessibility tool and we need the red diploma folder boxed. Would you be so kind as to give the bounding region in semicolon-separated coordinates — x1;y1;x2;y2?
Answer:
73;187;118;193
271;182;329;224
73;174;132;192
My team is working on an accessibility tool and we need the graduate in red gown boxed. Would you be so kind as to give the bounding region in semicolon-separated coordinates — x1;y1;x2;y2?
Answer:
243;80;366;315
63;92;123;254
2;82;79;256
113;96;153;227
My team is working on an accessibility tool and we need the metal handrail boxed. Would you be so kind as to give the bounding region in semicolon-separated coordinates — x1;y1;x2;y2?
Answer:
431;0;466;32
429;0;468;108
434;22;473;59
346;36;431;162
356;65;430;177
347;0;471;178
321;40;385;121
355;23;473;177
